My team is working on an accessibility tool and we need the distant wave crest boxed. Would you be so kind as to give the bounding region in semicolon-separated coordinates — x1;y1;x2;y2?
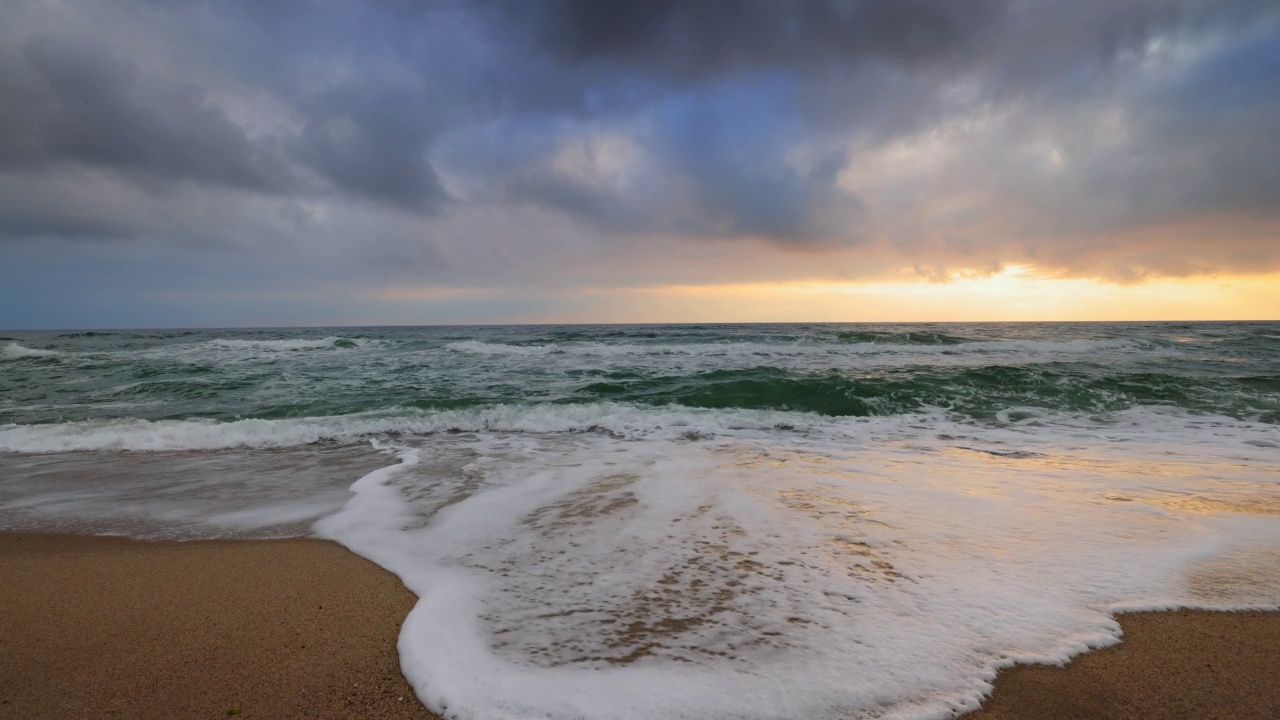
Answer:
205;337;370;351
1;342;63;359
444;338;1137;358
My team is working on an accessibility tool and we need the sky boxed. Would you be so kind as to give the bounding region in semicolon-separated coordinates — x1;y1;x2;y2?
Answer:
2;0;1279;328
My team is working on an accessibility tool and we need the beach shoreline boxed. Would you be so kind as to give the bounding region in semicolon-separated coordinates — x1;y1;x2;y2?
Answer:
964;608;1280;719
2;531;1277;719
0;532;438;720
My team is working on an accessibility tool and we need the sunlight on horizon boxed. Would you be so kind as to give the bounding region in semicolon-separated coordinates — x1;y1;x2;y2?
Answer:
552;266;1280;324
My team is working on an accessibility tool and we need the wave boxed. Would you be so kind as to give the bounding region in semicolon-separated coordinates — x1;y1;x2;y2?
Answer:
102;376;264;401
445;338;1139;358
1;343;63;360
0;403;810;452
10;362;1275;434
5;399;1278;454
577;366;1280;421
835;329;968;345
205;336;372;351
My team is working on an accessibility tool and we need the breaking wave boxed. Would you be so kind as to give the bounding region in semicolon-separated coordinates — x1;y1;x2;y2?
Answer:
1;343;62;359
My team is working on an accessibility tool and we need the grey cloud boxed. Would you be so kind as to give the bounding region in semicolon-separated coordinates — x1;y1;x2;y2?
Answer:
289;85;449;213
849;26;1280;282
0;15;455;236
493;0;1267;93
1020;31;1280;242
449;120;861;243
468;0;1280;252
1;34;290;192
498;0;1277;143
1;0;1278;291
505;0;1004;78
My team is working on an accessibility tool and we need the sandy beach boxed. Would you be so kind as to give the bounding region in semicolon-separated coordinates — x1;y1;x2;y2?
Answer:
0;533;438;720
965;609;1280;720
2;532;1277;720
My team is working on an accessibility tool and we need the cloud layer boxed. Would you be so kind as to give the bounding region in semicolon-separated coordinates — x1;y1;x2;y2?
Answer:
2;0;1278;325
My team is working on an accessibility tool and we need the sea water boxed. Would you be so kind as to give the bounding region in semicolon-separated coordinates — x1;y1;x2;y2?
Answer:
1;322;1277;719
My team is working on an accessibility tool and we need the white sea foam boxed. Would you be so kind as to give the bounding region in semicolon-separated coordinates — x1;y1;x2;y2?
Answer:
1;342;62;359
2;403;1277;456
0;403;809;452
313;417;1280;720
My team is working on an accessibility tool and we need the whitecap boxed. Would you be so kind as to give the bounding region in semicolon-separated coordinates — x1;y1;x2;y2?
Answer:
204;336;369;351
1;342;63;359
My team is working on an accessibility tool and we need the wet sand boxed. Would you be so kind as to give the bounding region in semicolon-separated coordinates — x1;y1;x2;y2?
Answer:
965;609;1280;720
2;532;1277;720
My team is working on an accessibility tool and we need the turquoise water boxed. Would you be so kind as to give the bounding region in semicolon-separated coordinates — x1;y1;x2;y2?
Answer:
3;322;1278;429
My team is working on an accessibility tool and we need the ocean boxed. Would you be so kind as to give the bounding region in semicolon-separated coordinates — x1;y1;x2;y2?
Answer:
2;322;1278;719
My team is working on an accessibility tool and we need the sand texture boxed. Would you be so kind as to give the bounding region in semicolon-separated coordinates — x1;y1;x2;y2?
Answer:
0;533;440;720
966;609;1280;720
2;532;1277;719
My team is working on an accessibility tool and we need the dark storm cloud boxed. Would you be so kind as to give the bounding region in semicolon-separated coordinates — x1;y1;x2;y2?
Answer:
469;0;1280;254
0;2;456;229
456;78;863;241
0;33;290;192
507;0;1004;78
1135;31;1280;216
499;1;1268;93
1;0;1279;307
642;82;858;240
289;83;449;213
